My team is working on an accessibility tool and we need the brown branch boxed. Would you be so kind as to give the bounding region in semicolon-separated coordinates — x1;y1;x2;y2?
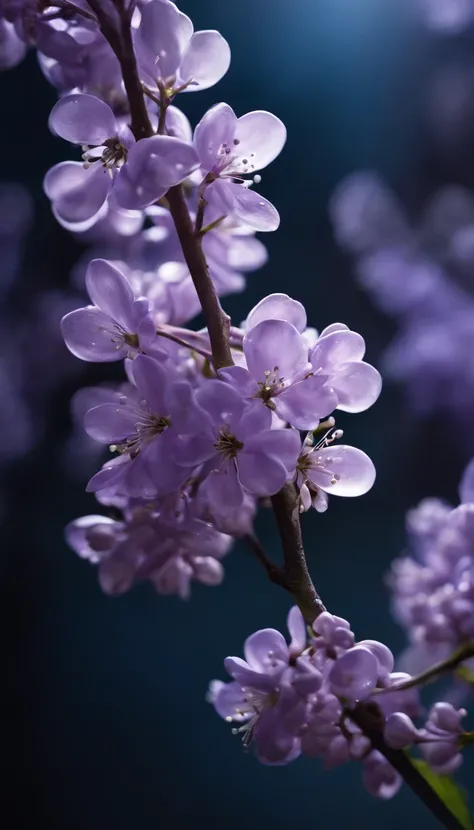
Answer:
271;484;325;624
244;535;291;592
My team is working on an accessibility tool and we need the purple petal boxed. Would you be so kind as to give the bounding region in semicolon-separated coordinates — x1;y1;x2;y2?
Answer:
194;102;237;170
218;365;258;397
178;30;231;91
166;105;193;142
328;646;379;703
238;451;289;496
274;377;338;429
245;428;301;474
87;455;130;493
307;445;376;497
234;111;287;171
244;628;289;671
131;354;169;412
310;329;366;371
237;401;273;435
244;319;309;383
44;161;111;225
114;136;199;209
142;439;188;495
287;606;307;654
460;458;474;504
61;307;126;362
208;179;280;232
49;93;116;145
246;293;307;332
332;361;382;413
200;465;244;511
212;680;249;721
84;403;138;443
224;656;277;693
86;259;135;330
174;432;216;466
196;379;245;426
135;0;193;82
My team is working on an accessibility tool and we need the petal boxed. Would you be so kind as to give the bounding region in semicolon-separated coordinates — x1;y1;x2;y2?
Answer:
44;161;110;224
114;135;199;209
246;294;307;332
196;379;245;426
61;307;126;362
174;432;216;466
84;403;138;443
244;319;309;383
142;439;188;495
194;102;237;170
310;329;366;371
234;111;287;171
238;451;289;496
49;93;116;145
274;377;338;429
212;681;249;722
287;606;307;654
332;361;382;413
200;465;244;511
178;30;231;91
218;365;257;397
86;455;130;493
166;105;193;142
307;445;376;497
135;0;193;82
237;401;273;435
244;628;289;671
131;354;169;412
244;428;301;475
460;458;474;504
85;259;135;330
223;656;277;693
208;179;280;232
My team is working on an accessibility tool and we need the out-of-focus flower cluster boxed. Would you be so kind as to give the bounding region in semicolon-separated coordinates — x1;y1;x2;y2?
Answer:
389;458;474;659
330;173;474;434
209;605;470;789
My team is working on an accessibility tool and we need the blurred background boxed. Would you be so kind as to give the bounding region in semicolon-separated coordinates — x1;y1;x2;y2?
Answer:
3;0;474;827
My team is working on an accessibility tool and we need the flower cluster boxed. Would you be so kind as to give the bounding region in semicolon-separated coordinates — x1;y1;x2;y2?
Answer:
209;605;471;791
389;458;474;657
330;174;474;436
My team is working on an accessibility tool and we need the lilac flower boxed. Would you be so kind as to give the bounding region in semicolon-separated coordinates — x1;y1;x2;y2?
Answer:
61;258;166;362
84;354;200;498
176;380;301;517
420;0;474;34
45;92;199;225
220;317;338;430
389;467;474;652
328;646;380;703
295;434;376;512
194;103;286;231
309;324;382;414
0;16;26;68
135;0;230;94
66;508;232;599
420;703;466;775
362;752;402;799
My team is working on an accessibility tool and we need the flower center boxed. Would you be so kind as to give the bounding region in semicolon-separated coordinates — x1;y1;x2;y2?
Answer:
82;136;128;171
110;410;171;459
254;367;285;403
214;427;243;461
212;139;258;179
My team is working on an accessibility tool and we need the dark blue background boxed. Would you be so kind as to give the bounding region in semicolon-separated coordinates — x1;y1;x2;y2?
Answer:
3;1;472;828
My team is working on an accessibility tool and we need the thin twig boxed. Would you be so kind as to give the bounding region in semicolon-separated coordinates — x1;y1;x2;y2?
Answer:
244;535;291;592
375;642;474;695
156;327;213;360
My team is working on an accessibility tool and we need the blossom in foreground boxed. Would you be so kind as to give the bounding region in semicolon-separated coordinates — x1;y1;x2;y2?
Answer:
45;92;199;225
135;0;231;94
295;435;376;513
84;354;200;497
210;607;418;792
194;102;286;231
61;258;165;362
